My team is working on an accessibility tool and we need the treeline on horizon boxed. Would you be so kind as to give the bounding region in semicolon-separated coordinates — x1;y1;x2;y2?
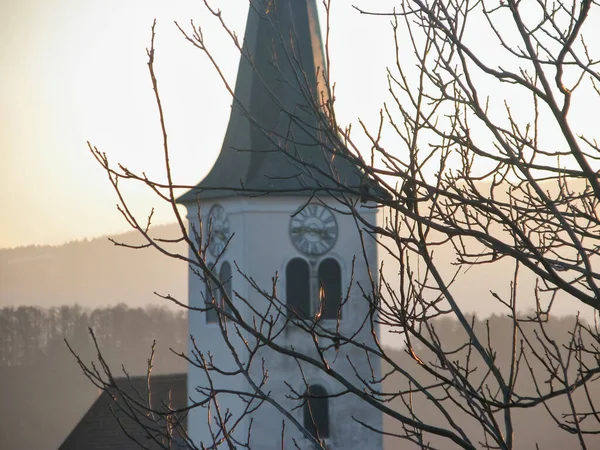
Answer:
0;305;595;450
0;303;188;369
0;303;189;450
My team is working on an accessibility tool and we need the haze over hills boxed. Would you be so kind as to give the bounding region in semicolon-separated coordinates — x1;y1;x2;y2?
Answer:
376;177;599;327
0;225;189;448
0;223;187;310
2;211;595;328
2;209;598;448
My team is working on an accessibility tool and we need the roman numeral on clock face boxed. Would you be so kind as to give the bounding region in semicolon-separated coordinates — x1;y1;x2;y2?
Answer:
289;204;338;256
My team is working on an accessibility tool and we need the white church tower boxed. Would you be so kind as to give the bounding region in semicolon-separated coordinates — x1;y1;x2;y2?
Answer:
178;1;383;448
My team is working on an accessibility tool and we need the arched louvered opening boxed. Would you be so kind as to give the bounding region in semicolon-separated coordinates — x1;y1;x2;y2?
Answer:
318;258;342;320
205;263;218;323
219;261;233;315
286;258;310;317
303;384;329;439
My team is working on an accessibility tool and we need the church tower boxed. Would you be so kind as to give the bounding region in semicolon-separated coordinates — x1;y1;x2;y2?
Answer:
178;1;383;448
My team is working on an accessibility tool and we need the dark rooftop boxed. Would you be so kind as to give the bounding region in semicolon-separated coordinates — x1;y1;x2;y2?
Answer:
58;373;187;450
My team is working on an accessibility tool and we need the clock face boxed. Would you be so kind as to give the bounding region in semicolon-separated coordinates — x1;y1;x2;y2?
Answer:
289;204;338;256
207;204;230;257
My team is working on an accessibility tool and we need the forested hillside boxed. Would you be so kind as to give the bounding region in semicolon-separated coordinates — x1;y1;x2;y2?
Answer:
0;304;187;450
1;305;593;449
382;315;600;449
2;225;599;449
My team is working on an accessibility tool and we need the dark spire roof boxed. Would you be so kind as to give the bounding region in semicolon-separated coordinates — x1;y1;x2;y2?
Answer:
178;0;362;203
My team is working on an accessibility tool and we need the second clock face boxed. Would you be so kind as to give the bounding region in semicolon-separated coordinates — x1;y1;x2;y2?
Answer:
207;204;230;257
289;204;338;256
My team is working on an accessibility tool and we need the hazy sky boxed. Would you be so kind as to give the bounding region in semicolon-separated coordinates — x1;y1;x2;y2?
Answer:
0;0;398;248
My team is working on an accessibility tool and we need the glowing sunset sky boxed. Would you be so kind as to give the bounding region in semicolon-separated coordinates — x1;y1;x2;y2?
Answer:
0;0;397;248
4;0;597;250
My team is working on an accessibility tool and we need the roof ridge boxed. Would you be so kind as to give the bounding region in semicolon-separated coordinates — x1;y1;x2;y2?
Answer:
112;372;186;382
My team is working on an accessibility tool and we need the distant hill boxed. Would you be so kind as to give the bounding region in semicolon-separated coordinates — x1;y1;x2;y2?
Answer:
0;224;187;310
2;209;595;331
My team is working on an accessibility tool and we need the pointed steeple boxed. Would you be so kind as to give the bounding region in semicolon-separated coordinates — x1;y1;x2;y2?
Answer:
178;0;361;203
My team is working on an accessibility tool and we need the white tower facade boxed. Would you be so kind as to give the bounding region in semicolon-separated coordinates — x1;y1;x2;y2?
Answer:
178;1;383;448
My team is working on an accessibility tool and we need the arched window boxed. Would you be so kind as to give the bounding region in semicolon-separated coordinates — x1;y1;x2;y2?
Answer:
286;258;310;317
219;261;233;315
318;258;342;320
205;263;218;323
303;384;329;439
